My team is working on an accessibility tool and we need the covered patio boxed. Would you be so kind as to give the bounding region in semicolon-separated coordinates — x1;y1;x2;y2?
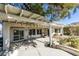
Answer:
0;4;64;56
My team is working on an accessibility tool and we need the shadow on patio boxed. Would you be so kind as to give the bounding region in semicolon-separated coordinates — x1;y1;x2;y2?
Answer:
9;38;38;54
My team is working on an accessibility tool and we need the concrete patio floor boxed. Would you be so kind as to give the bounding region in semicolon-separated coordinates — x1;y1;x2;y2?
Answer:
10;37;73;56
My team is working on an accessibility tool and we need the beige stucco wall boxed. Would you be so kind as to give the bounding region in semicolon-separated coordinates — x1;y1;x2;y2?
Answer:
2;21;47;50
2;21;63;50
8;22;44;41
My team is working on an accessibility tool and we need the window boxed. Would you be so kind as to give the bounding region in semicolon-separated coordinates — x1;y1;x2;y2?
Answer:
29;29;35;35
13;30;24;41
14;30;19;35
37;29;40;34
32;29;35;35
29;29;32;35
58;29;60;33
37;29;42;34
0;37;3;47
20;30;24;39
55;29;58;33
39;29;42;34
29;29;42;35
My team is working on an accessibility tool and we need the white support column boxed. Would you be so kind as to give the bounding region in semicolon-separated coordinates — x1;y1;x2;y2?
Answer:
35;29;37;36
52;28;55;33
58;29;60;33
60;27;63;35
24;29;29;39
2;22;10;51
49;23;52;47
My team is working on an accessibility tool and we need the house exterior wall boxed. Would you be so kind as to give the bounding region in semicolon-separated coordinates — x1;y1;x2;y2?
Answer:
2;21;63;50
2;21;48;48
2;22;42;50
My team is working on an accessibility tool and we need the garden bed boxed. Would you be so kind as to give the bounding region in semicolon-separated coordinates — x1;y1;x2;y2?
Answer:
58;37;79;49
56;37;79;56
56;45;79;56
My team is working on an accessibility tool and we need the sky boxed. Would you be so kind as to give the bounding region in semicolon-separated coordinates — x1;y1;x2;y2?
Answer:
43;3;79;25
57;8;79;25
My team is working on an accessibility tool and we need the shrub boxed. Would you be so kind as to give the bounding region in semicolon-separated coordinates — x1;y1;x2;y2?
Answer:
44;41;50;47
58;37;79;49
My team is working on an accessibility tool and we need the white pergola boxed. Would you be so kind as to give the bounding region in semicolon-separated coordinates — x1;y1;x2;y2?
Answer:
0;4;49;27
0;4;64;50
0;4;63;28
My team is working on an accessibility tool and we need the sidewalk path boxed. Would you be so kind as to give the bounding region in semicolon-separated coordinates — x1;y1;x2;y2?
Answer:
10;37;73;56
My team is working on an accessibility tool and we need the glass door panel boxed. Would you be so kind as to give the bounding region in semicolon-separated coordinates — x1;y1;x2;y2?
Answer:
20;30;24;40
13;29;24;41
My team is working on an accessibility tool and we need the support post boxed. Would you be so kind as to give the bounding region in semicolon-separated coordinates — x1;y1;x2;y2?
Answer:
35;29;37;35
60;27;63;35
49;23;52;47
2;22;10;51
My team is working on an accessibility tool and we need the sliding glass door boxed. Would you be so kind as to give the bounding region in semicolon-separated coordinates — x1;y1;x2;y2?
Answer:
13;29;24;41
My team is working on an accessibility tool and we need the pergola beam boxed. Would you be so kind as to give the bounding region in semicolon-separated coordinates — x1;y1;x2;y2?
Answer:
5;5;8;15
20;10;23;17
1;4;48;23
0;12;49;27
